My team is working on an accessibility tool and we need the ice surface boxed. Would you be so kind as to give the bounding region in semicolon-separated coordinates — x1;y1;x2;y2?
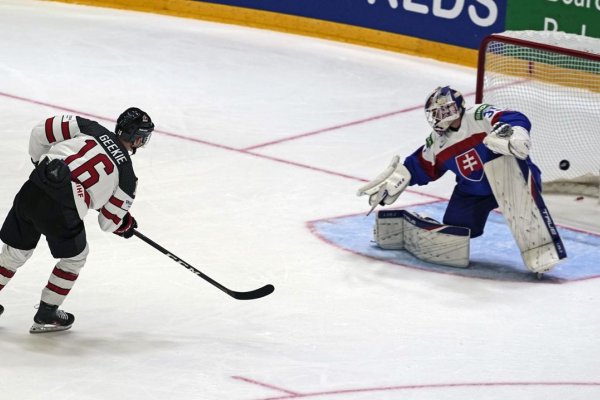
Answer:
0;1;599;399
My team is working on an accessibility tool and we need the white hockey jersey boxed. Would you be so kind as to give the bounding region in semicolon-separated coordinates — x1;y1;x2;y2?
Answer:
404;104;537;196
29;115;137;233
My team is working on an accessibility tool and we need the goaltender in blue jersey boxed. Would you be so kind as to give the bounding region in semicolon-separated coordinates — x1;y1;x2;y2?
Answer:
358;85;541;239
358;86;565;274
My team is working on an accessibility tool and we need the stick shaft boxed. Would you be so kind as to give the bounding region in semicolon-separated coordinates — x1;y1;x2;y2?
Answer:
132;230;274;300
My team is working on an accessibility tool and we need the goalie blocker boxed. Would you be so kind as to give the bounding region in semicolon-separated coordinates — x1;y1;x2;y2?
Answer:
375;210;470;268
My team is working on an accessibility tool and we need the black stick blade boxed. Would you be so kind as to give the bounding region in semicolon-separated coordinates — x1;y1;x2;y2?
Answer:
229;284;275;300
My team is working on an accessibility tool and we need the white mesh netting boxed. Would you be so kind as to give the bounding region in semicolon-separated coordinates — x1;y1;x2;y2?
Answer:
479;30;600;197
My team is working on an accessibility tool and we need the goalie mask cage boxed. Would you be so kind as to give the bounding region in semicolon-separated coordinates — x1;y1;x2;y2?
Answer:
476;31;600;198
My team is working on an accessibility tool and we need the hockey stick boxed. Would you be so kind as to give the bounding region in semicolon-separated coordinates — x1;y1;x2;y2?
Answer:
366;189;388;216
133;230;274;300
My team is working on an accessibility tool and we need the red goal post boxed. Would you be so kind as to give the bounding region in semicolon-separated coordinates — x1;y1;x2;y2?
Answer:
476;31;600;198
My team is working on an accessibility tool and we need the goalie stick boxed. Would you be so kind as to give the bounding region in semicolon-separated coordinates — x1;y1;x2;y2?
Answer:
133;230;274;300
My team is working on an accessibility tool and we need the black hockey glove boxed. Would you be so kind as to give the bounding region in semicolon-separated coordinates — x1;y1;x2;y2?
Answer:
114;213;137;239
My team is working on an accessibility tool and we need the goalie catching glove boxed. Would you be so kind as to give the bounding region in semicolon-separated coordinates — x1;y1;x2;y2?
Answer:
357;155;411;207
483;122;530;160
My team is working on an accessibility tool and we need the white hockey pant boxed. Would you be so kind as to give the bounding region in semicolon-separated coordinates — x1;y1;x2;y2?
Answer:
41;244;89;306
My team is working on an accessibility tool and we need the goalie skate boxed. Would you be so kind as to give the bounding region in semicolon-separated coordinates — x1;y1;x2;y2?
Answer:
29;301;75;334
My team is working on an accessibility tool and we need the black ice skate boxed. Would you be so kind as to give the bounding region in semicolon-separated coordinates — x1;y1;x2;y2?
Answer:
0;304;4;316
30;301;75;334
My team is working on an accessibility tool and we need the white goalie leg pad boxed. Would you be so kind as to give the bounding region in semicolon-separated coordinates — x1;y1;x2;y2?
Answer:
375;210;471;268
374;210;405;250
522;243;563;274
484;156;567;273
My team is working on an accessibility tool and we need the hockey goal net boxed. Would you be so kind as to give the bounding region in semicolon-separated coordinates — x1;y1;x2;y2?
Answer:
476;30;600;198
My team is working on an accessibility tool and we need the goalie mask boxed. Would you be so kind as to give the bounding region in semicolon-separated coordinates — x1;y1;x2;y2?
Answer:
116;107;155;152
425;86;465;134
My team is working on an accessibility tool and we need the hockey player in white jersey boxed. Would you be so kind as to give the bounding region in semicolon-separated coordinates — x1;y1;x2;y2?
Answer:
0;107;154;333
358;86;565;273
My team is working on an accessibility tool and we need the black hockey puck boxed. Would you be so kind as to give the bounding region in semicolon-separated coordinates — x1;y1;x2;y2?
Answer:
559;159;570;170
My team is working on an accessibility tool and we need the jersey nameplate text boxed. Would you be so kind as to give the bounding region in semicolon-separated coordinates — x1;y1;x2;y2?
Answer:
97;134;128;165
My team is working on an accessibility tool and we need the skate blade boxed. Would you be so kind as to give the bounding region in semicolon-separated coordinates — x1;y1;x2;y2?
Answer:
29;322;72;334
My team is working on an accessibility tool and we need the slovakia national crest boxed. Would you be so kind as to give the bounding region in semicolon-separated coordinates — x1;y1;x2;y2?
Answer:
455;149;484;181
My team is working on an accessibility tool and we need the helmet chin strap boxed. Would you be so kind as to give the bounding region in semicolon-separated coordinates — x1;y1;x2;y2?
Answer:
130;138;143;155
129;140;138;155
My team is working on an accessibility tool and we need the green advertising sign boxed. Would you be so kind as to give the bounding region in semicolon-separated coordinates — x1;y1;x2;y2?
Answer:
506;0;600;39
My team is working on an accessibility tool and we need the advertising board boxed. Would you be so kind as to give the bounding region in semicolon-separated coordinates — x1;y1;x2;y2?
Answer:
196;0;507;49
